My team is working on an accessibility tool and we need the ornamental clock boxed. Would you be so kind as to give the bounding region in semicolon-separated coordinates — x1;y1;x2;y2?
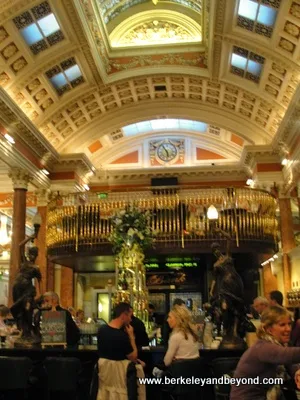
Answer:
156;142;178;162
149;139;184;165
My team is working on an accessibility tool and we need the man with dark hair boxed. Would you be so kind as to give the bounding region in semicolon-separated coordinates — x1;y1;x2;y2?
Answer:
269;290;283;307
97;302;138;361
129;306;149;350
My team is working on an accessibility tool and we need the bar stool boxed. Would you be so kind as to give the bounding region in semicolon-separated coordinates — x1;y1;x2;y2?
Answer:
0;356;33;399
43;357;81;400
210;357;240;400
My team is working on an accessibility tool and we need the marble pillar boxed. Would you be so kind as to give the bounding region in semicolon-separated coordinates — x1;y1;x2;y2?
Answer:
35;189;49;295
8;168;32;305
278;197;296;299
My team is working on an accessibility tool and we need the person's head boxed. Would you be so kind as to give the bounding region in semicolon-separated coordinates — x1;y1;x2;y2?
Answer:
269;290;283;307
148;304;155;316
253;296;269;315
43;292;60;309
257;305;292;345
167;305;198;341
0;305;10;319
173;298;185;307
76;309;84;322
113;302;132;326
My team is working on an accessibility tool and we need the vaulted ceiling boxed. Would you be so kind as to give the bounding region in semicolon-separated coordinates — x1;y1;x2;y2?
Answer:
0;0;299;193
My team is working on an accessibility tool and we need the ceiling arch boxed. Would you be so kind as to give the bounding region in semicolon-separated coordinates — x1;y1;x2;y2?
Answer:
109;10;202;47
58;98;270;155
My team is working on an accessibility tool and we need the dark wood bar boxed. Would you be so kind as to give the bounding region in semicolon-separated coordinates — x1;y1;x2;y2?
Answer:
0;346;245;400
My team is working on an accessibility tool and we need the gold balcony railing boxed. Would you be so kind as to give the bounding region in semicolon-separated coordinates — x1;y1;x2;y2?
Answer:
46;187;278;255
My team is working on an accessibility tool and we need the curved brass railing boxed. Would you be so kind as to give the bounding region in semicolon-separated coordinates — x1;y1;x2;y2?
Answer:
47;187;278;255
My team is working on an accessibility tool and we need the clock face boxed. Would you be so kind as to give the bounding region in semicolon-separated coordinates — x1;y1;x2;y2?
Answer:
156;142;178;162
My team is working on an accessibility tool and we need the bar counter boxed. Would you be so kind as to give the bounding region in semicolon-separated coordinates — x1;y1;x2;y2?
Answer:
0;345;245;399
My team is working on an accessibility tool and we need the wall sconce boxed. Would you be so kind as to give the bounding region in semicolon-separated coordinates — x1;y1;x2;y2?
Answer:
32;212;42;239
281;158;288;166
246;178;254;186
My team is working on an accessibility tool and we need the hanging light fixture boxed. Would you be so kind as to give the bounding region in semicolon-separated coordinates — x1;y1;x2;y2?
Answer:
207;205;218;220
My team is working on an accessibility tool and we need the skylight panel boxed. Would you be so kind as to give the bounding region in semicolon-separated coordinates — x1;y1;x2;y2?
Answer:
46;58;84;95
50;73;67;89
257;5;277;26
193;121;207;132
137;121;152;132
237;0;279;38
122;119;209;137
247;60;262;76
230;46;265;83
14;2;64;55
231;54;247;70
21;24;43;45
238;0;258;20
37;13;60;36
64;65;82;81
164;119;178;129
151;120;166;130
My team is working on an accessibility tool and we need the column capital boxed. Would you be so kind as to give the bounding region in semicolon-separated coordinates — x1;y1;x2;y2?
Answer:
8;168;33;190
35;188;51;207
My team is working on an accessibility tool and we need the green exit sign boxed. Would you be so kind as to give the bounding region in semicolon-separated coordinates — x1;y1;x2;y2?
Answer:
97;193;108;199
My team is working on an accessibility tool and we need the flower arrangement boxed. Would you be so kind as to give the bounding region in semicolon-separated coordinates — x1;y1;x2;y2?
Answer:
109;205;154;254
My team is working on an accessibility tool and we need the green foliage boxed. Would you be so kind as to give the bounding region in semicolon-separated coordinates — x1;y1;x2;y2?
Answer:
109;205;154;254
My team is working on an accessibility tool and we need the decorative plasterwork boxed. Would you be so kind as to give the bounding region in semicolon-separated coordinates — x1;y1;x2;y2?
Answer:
96;0;202;24
110;11;202;47
8;167;33;189
0;88;58;164
53;154;95;178
92;165;247;186
38;75;280;152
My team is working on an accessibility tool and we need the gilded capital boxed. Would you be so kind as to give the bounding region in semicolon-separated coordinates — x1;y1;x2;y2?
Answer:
8;168;33;190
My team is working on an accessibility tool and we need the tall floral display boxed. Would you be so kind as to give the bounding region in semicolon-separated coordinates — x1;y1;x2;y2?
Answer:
109;205;154;321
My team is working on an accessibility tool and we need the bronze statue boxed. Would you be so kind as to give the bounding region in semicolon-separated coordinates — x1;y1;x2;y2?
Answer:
210;228;246;349
10;236;42;345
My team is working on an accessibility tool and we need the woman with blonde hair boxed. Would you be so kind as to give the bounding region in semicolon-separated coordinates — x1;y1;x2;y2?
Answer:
163;305;199;366
230;305;300;400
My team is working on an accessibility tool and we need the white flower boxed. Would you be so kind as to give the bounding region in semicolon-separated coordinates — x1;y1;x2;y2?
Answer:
127;228;135;237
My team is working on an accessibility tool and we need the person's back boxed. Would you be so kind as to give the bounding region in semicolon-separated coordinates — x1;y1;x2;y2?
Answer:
130;315;149;348
97;324;134;360
97;302;138;362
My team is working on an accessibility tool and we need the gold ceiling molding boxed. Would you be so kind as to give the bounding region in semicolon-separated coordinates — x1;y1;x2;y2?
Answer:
109;10;202;47
96;0;202;24
38;76;278;153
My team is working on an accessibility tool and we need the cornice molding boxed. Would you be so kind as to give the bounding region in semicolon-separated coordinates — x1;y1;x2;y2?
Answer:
0;88;59;163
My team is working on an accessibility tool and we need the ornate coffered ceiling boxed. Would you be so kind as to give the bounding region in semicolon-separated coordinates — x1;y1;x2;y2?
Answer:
0;0;298;193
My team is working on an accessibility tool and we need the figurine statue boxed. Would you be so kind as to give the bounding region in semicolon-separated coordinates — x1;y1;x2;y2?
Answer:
210;228;246;349
10;236;42;346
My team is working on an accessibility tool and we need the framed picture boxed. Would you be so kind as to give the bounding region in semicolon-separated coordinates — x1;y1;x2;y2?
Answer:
148;293;166;313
